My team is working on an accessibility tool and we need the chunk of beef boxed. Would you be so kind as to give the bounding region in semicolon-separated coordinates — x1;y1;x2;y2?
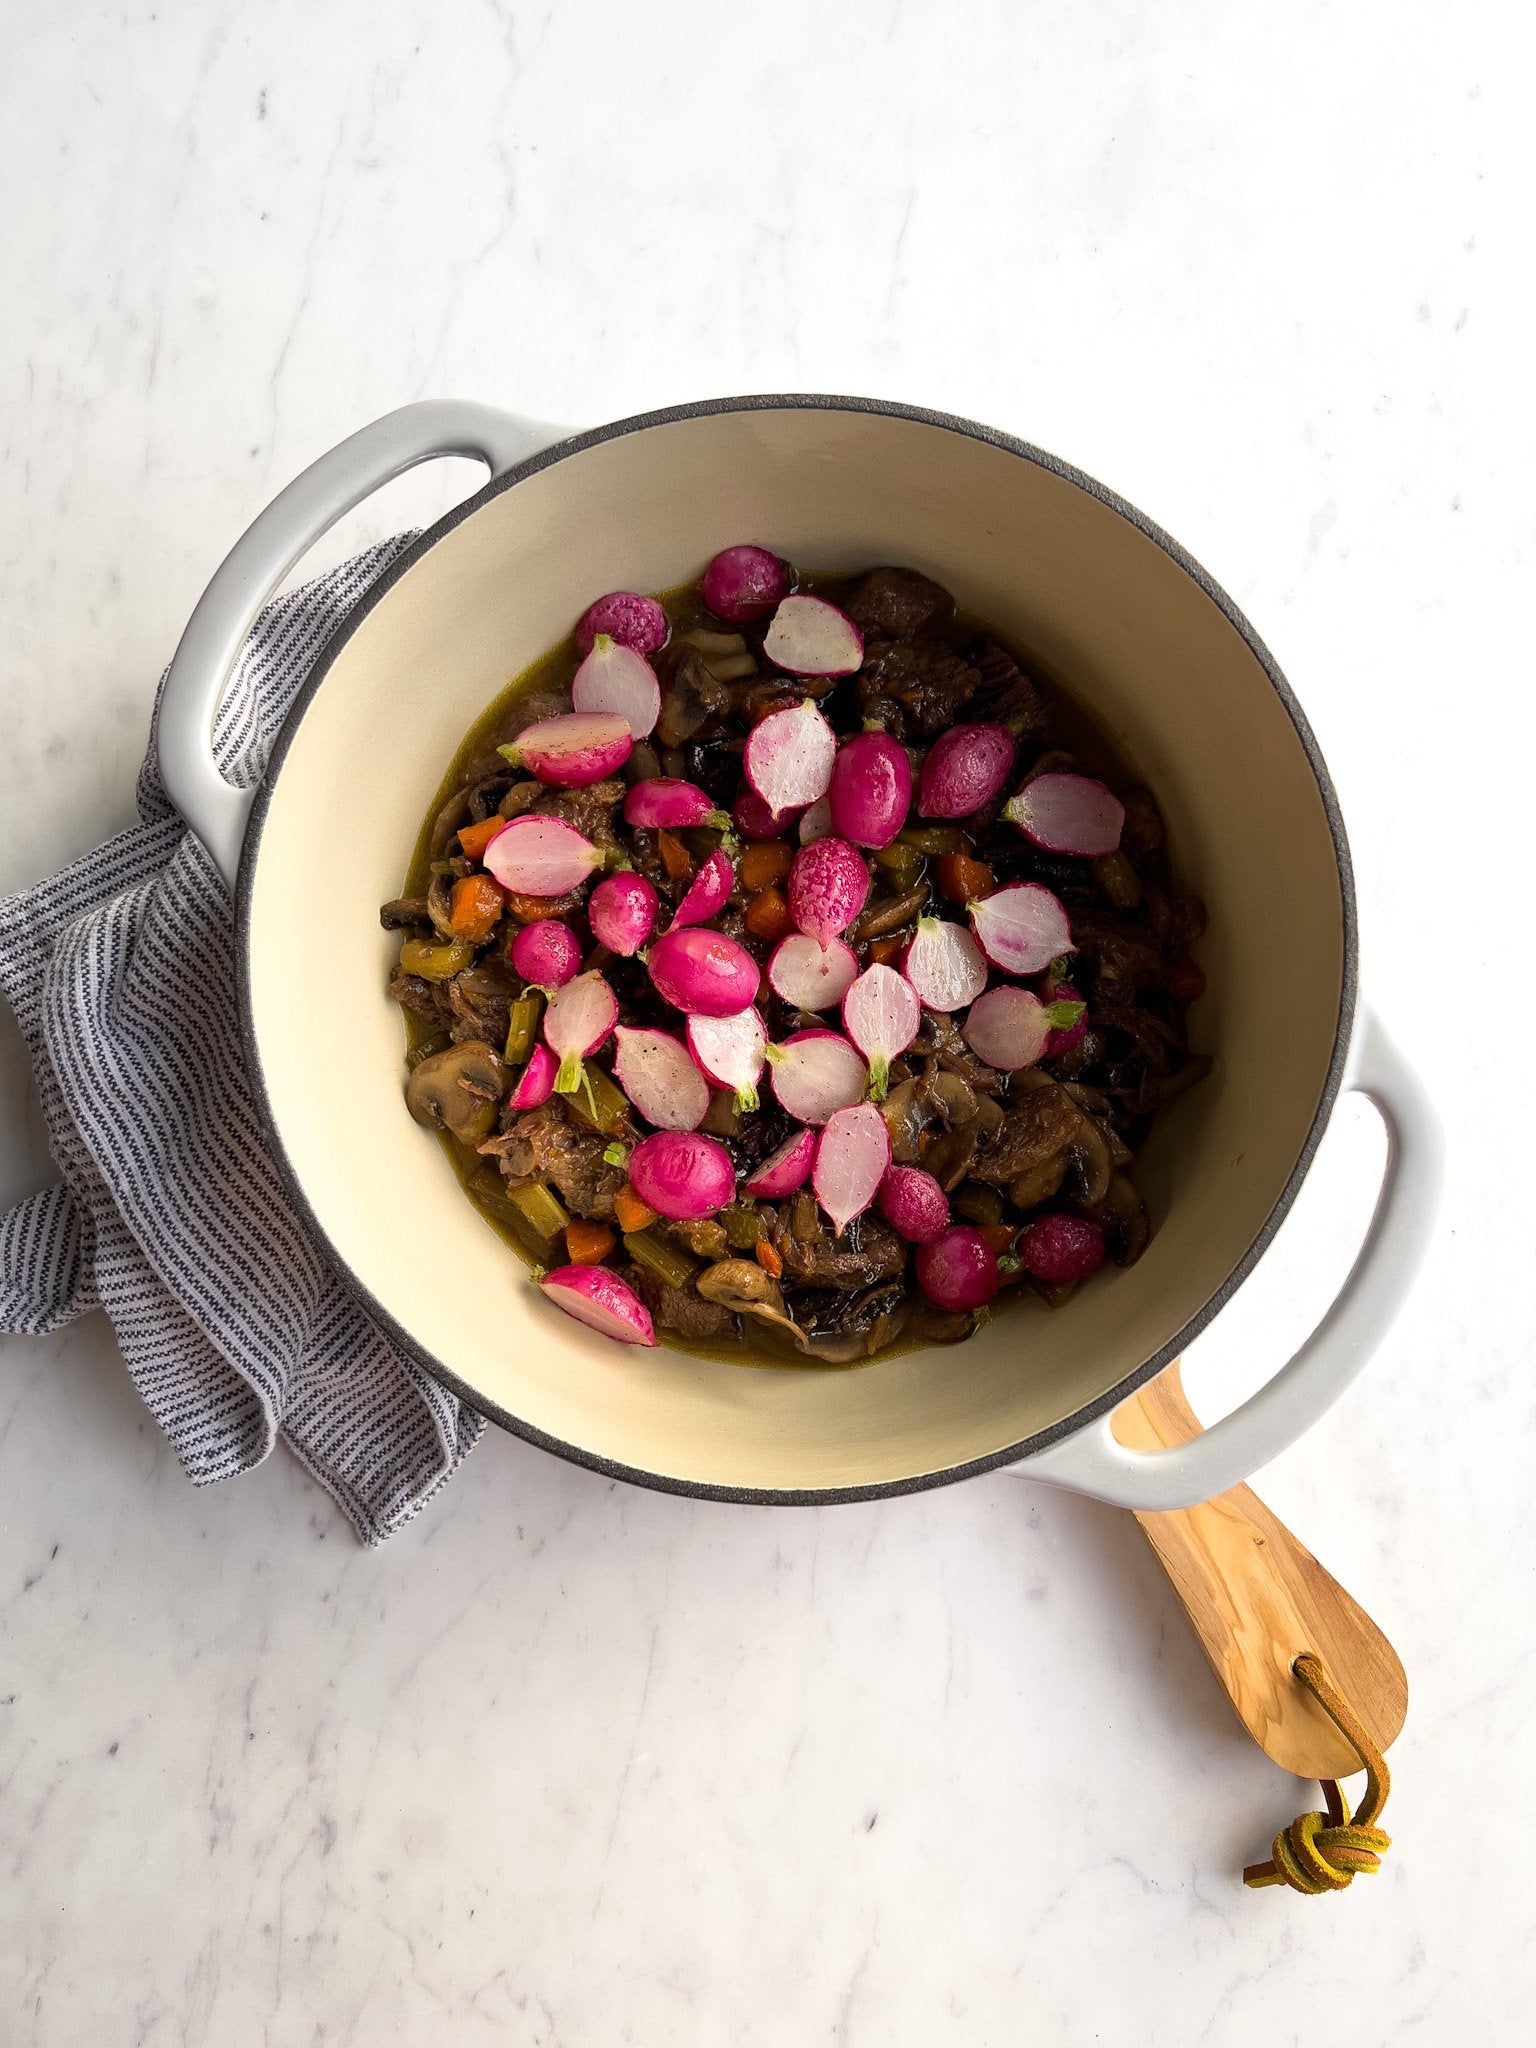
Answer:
845;567;954;643
656;648;730;747
530;777;626;844
1068;909;1169;1002
778;1214;907;1290
628;1265;735;1342
856;642;979;737
496;1102;625;1219
447;956;521;1046
967;639;1052;741
389;969;452;1031
973;1085;1084;1185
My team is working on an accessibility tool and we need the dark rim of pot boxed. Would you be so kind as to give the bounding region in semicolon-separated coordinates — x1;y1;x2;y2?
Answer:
235;393;1359;1507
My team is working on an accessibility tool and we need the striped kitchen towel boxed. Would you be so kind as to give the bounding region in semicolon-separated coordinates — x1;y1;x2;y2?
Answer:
0;538;484;1543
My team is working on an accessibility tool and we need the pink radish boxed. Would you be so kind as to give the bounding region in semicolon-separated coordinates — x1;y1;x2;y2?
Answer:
623;777;722;830
743;700;836;817
501;711;633;788
767;933;859;1012
798;795;834;845
701;544;791;623
539;1264;657;1346
667;846;735;931
829;729;911;848
483;815;605;897
915;1227;1000;1311
787;838;870;946
917;723;1015;819
733;789;796;839
901;916;988;1011
647;927;762;1016
813;1103;891;1235
1019;1213;1107;1284
507;1041;557;1111
1004;772;1125;856
763;594;864;678
877;1165;950;1244
571;635;662;739
841;964;921;1101
1042;980;1088;1057
574;591;670;659
968;882;1072;976
743;1126;816;1199
962;986;1079;1071
764;1030;867;1125
687;1007;768;1112
509;918;582;990
542;970;618;1093
628;1130;736;1220
588;870;658;955
612;1026;710;1131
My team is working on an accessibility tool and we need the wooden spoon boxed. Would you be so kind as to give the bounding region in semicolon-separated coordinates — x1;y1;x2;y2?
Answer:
1114;1361;1408;1779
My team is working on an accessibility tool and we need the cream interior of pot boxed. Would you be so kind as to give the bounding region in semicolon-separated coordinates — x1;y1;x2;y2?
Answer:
245;406;1345;1492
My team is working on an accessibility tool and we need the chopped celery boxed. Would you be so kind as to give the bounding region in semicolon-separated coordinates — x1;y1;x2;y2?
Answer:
721;1201;765;1250
399;938;474;981
896;823;962;856
565;1064;629;1135
506;1181;572;1241
623;1229;697;1289
872;841;924;891
503;991;544;1064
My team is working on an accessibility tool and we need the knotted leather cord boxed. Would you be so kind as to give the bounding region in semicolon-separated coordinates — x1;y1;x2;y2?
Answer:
1243;1653;1392;1894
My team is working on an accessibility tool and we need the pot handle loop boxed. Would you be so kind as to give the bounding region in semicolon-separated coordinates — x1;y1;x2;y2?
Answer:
1010;1009;1442;1510
156;401;568;888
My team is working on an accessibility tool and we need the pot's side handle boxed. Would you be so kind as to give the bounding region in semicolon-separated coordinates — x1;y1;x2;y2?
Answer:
1010;1009;1442;1510
156;401;569;888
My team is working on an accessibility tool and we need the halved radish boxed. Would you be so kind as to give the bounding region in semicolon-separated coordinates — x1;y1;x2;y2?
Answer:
571;635;662;739
588;870;658;955
841;963;920;1101
767;933;859;1011
812;1103;891;1234
968;883;1072;977
539;1265;657;1345
612;1026;710;1131
647;928;762;1016
764;1030;867;1124
667;846;735;932
733;789;797;839
763;594;864;678
701;544;791;623
574;591;670;658
1004;772;1125;856
877;1165;950;1244
917;723;1015;819
961;986;1055;1071
507;1041;557;1111
687;1007;768;1112
501;711;633;788
743;700;836;816
901;917;988;1011
509;919;582;990
628;1130;736;1220
543;970;619;1093
798;794;834;845
829;729;911;848
623;777;721;830
914;1227;999;1311
787;837;870;946
483;815;605;897
743;1126;816;1198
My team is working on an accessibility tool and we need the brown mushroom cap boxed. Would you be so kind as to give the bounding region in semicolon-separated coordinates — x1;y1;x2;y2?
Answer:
405;1040;507;1145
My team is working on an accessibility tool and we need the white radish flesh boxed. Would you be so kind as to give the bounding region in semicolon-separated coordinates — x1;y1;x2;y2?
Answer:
968;883;1072;977
543;971;619;1093
483;815;605;897
762;594;864;678
612;1027;710;1131
502;711;633;788
798;794;834;845
841;964;921;1100
961;986;1051;1071
686;1008;768;1112
764;1030;867;1125
571;636;662;739
1004;772;1125;856
813;1104;891;1235
767;934;859;1012
901;917;988;1012
743;700;836;817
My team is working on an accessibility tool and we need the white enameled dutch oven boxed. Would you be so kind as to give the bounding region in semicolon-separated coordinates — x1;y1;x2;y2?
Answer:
157;397;1442;1512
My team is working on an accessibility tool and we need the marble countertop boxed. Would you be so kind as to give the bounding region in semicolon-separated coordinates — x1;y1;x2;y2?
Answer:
2;3;1531;2041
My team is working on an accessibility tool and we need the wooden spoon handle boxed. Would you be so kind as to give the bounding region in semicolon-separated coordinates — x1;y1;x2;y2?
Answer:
1116;1361;1408;1780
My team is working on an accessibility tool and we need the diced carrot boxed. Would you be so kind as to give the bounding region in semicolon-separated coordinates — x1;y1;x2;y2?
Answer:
448;873;505;943
457;815;507;861
1168;956;1206;1004
565;1219;617;1265
744;885;794;941
867;934;905;967
755;1238;783;1279
738;839;793;891
613;1184;657;1234
979;1223;1017;1258
657;830;694;881
936;853;994;906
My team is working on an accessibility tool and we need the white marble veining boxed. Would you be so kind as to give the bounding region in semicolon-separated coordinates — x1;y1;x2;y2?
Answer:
2;2;1532;2041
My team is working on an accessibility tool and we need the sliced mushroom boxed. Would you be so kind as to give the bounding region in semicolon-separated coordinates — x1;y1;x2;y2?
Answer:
850;886;928;943
970;1092;1006;1143
657;648;729;748
498;779;542;819
1092;850;1142;909
923;1067;978;1127
405;1040;507;1145
1064;1116;1114;1206
880;1076;933;1164
427;864;461;941
697;1259;786;1314
923;1120;979;1191
1087;1173;1151;1266
429;785;474;858
380;897;433;931
1008;1150;1069;1212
